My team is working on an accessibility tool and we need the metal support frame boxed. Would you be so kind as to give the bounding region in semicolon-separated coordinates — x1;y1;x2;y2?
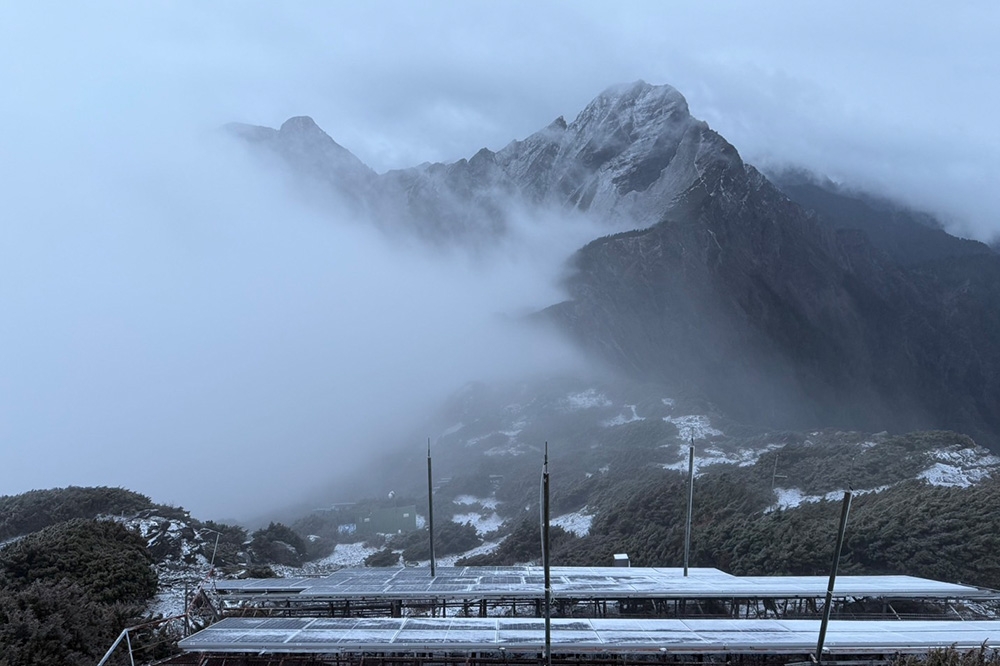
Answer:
816;490;853;664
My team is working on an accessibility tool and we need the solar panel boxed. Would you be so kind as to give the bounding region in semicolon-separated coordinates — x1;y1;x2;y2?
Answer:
213;566;996;601
180;617;1000;654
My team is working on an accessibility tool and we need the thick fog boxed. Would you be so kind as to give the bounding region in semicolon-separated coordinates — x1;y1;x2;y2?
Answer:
3;2;997;520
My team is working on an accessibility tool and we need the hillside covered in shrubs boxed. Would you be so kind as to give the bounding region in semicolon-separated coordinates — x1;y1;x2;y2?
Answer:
0;518;161;666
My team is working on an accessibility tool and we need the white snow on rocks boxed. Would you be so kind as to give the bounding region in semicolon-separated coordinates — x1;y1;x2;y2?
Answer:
919;463;991;488
771;487;810;510
664;414;722;440
768;485;889;513
453;495;500;510
662;443;776;476
314;542;382;568
563;389;612;411
603;405;644;427
552;510;594;537
917;447;1000;488
415;537;507;568
452;512;504;536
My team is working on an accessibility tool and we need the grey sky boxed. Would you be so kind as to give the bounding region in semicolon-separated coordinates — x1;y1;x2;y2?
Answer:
1;1;997;519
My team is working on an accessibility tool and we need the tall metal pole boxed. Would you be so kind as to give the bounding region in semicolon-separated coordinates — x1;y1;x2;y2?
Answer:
683;440;695;577
816;490;853;663
427;438;436;577
542;442;552;666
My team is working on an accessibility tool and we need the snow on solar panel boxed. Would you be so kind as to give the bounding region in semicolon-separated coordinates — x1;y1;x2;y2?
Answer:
213;566;995;600
180;617;1000;654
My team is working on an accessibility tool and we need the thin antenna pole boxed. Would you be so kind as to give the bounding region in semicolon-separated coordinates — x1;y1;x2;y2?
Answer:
816;490;853;664
683;440;695;577
542;442;552;666
427;438;436;577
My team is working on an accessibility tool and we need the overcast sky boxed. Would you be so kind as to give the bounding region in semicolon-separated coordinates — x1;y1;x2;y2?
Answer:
2;2;997;520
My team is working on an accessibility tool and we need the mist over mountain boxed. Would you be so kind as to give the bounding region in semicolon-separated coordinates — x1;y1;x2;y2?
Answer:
236;81;1000;452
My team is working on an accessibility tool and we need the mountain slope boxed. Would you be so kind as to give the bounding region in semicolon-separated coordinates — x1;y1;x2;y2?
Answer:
546;156;1000;447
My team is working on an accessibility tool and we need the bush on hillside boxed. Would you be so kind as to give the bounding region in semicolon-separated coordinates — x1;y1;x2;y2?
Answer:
0;519;157;604
196;520;248;567
0;580;135;666
364;548;400;567
399;521;481;562
249;522;307;566
0;486;153;541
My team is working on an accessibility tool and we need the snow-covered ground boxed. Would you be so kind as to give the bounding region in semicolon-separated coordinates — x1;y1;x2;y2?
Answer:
552;509;593;537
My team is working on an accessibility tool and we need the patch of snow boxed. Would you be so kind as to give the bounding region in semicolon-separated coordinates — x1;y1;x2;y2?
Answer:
603;405;645;427
465;433;497;447
314;542;381;567
452;512;503;536
599;465;610;474
484;444;527;456
441;422;464;437
661;443;776;475
453;495;500;510
919;463;984;488
562;389;612;411
772;488;809;510
661;398;675;408
417;537;507;568
918;447;1000;488
767;485;889;513
552;510;594;537
664;414;722;440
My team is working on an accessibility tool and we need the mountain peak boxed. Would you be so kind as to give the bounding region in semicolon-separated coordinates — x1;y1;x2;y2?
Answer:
581;80;689;121
279;115;325;135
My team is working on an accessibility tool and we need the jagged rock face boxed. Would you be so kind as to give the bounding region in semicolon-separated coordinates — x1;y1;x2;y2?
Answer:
231;81;1000;450
229;81;724;240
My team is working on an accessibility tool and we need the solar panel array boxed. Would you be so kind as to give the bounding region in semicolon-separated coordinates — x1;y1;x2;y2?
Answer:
180;616;1000;654
213;566;995;600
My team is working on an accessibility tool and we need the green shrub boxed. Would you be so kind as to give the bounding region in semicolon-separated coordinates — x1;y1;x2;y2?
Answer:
250;522;307;566
364;548;400;567
0;519;157;604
